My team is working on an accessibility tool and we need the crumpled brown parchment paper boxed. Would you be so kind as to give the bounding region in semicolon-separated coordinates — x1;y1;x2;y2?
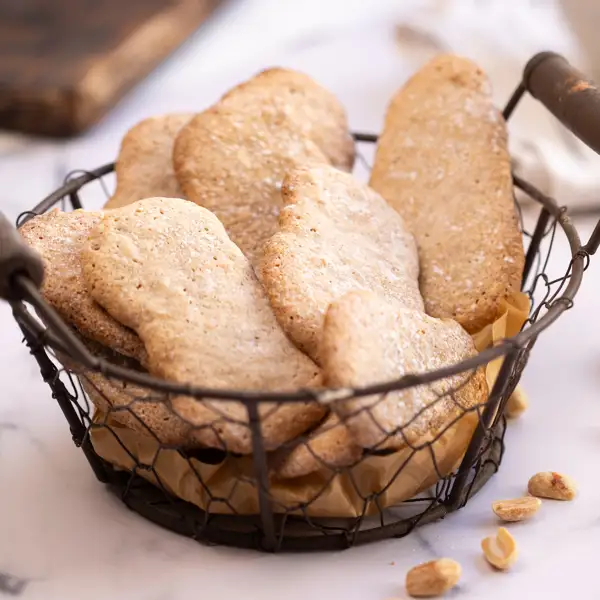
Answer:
89;292;530;517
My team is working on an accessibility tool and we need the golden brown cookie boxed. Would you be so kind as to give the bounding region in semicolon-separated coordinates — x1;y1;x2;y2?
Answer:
173;105;329;266
275;414;362;479
370;54;524;334
81;198;325;454
104;113;192;210
57;336;191;446
173;68;354;265
259;165;423;364
219;67;355;171
81;371;192;446
19;209;147;363
322;290;488;451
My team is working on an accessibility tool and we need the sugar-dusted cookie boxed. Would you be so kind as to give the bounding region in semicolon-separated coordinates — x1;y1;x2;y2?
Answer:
275;414;361;479
259;165;423;364
173;68;354;266
173;106;329;266
104;113;192;210
219;67;355;171
19;209;147;363
81;198;325;454
322;290;488;450
370;54;524;334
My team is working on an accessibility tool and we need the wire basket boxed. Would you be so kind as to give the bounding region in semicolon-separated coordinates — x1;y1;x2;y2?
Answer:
1;52;599;552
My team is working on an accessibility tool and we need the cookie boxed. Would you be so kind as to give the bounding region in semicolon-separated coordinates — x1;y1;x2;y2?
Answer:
57;333;142;373
259;165;423;364
275;414;362;479
104;113;192;210
173;68;354;266
55;335;190;446
322;290;488;450
19;209;147;363
370;54;524;334
173;106;329;265
81;371;192;445
219;67;355;171
81;197;325;454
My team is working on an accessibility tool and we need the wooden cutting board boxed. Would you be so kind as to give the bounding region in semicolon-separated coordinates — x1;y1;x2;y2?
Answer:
0;0;226;138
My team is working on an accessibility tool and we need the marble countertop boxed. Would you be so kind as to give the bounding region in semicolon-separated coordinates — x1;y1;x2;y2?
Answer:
1;1;600;598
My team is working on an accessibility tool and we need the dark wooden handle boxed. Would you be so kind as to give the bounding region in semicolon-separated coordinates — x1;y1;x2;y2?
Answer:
524;52;600;155
524;52;600;256
0;213;44;301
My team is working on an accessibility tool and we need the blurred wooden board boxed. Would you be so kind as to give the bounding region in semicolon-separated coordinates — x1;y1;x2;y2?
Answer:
0;0;225;138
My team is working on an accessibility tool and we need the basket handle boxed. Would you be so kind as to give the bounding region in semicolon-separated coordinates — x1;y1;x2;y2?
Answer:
0;212;44;301
522;51;600;255
524;52;600;154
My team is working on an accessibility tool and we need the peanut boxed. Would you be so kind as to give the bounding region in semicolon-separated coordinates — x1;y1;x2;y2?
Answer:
481;527;518;570
528;471;577;500
492;496;541;522
405;558;461;598
505;386;528;419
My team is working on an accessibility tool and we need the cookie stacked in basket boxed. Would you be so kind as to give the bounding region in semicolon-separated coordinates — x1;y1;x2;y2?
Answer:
20;54;524;479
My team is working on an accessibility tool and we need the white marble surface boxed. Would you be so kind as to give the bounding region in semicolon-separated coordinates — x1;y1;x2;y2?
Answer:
1;1;600;598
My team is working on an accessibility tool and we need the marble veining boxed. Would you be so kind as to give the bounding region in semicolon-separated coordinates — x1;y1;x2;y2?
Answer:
1;1;600;599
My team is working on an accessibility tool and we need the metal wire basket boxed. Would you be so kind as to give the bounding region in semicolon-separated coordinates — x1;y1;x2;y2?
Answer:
1;52;599;552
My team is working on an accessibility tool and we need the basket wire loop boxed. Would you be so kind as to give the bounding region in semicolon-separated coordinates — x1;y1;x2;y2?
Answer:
446;349;520;509
16;310;109;483
248;402;277;551
2;51;598;551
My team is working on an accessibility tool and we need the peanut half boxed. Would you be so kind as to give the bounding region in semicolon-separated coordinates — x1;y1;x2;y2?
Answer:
492;496;541;522
405;558;461;598
505;386;528;419
528;471;577;501
481;527;518;570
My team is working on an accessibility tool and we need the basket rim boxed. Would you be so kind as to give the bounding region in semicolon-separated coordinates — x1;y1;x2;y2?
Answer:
12;133;587;403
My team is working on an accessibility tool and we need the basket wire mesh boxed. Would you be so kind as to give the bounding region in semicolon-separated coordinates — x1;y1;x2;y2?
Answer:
2;52;600;552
